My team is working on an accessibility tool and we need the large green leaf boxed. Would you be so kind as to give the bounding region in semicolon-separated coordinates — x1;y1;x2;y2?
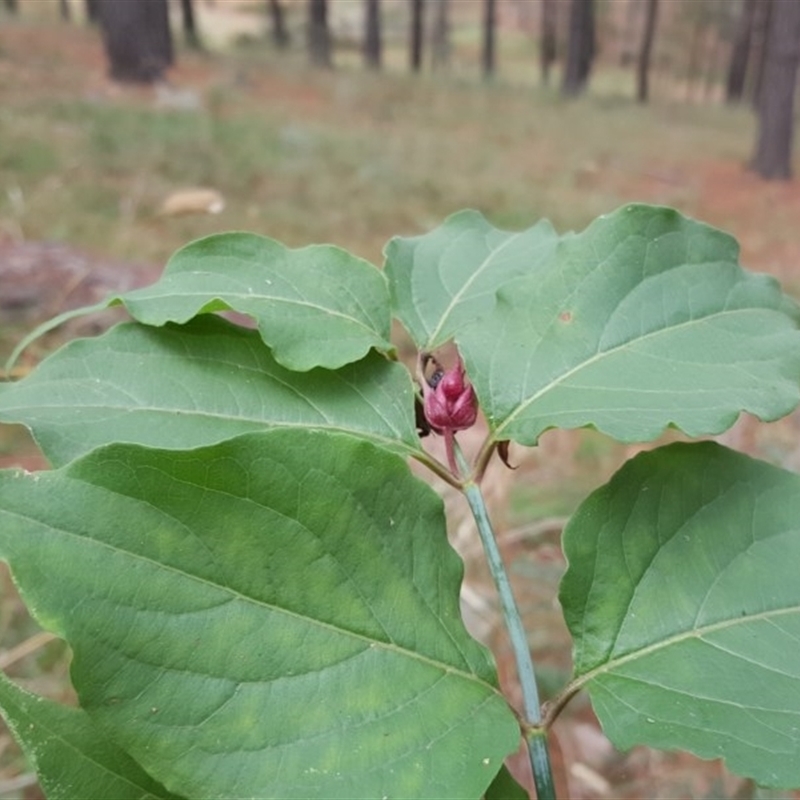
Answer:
559;441;800;788
0;316;422;468
384;209;558;350
10;233;393;372
0;672;182;800
0;430;519;799
456;205;800;444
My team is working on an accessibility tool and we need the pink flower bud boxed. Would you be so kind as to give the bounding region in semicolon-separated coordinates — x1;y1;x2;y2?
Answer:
423;358;477;432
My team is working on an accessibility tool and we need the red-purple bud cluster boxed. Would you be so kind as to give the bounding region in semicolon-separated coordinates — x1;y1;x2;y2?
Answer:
423;358;477;433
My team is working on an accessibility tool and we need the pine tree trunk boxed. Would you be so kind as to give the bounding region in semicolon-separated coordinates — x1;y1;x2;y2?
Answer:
180;0;201;49
308;0;332;68
752;0;800;179
726;0;757;102
410;0;425;73
636;0;658;102
98;0;173;83
431;0;450;70
540;0;556;84
268;0;290;49
748;0;773;107
482;0;496;79
364;0;382;70
562;0;595;96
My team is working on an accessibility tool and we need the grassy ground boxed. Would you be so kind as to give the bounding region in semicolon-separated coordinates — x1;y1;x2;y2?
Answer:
2;5;800;799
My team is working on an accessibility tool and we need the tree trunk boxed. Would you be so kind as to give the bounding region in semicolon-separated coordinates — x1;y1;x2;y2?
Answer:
364;0;382;70
59;0;71;22
726;0;757;102
752;0;800;179
431;0;450;70
410;0;424;73
98;0;173;83
748;0;773;107
268;0;290;49
3;0;18;13
540;0;556;85
482;0;496;79
636;0;659;103
85;0;99;24
562;0;595;96
180;0;201;49
308;0;332;68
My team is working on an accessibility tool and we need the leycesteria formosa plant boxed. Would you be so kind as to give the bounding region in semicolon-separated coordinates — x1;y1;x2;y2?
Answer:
1;204;800;799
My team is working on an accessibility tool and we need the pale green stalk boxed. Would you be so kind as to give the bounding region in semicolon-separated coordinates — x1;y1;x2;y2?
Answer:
456;447;556;800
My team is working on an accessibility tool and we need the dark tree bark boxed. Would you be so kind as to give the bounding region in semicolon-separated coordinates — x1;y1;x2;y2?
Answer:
748;0;773;107
410;0;424;73
364;0;381;70
98;0;173;83
540;0;557;84
752;0;800;179
482;0;496;78
59;0;71;22
268;0;290;49
180;0;201;49
308;0;332;68
85;0;99;24
726;0;757;102
3;0;18;13
562;0;595;96
636;0;659;103
431;0;450;70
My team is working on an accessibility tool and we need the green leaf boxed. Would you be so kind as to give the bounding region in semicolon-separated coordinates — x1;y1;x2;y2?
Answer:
0;671;182;800
0;430;519;800
560;441;800;788
456;205;800;444
0;316;423;468
384;209;558;350
483;764;529;800
10;233;393;373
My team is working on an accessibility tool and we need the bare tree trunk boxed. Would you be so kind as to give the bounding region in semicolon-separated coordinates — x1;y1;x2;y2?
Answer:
752;0;800;179
364;0;382;70
748;0;773;107
540;0;557;84
59;0;71;21
180;0;201;49
431;0;450;70
268;0;290;48
636;0;659;102
3;0;18;13
85;0;99;24
308;0;332;68
481;0;497;79
410;0;424;73
562;0;595;96
98;0;173;83
726;0;757;102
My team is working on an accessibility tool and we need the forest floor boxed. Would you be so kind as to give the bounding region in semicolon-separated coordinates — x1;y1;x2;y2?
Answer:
2;5;800;799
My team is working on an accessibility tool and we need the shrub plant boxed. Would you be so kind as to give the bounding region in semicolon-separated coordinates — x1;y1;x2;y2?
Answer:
0;204;799;799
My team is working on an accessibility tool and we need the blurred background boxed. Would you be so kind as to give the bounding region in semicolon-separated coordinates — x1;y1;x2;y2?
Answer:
2;1;800;797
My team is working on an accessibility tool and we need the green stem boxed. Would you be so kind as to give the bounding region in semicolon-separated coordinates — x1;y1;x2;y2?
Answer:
459;452;556;799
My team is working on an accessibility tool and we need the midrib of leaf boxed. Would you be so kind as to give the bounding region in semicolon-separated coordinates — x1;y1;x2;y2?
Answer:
130;288;384;337
572;604;800;691
423;230;524;347
0;507;496;692
492;306;775;438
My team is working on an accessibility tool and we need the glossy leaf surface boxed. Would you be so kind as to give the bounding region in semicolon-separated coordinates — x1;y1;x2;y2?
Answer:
560;442;800;788
384;209;558;350
0;316;422;468
0;672;181;800
0;430;519;799
455;205;800;444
